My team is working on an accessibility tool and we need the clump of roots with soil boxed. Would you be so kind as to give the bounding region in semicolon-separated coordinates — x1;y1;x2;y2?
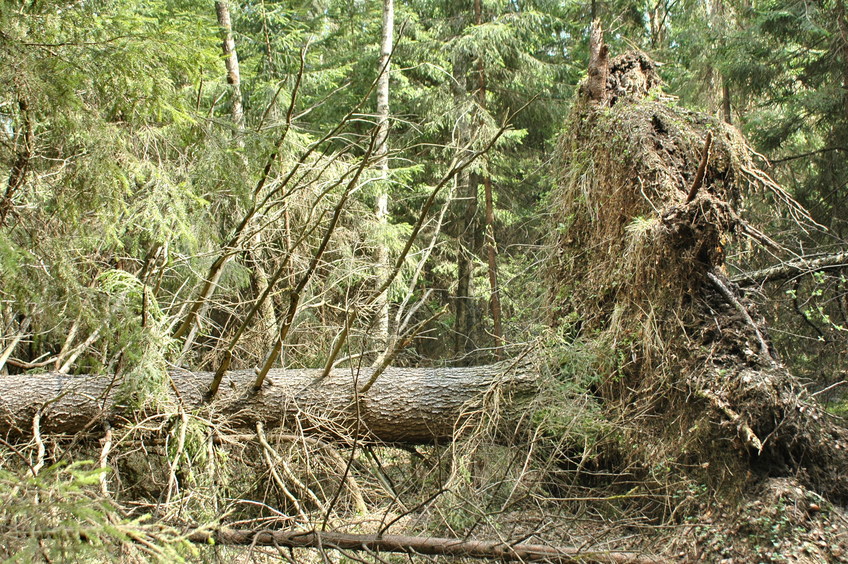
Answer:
548;43;848;561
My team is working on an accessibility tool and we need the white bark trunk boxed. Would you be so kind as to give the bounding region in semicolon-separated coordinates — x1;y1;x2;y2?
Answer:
373;0;394;344
215;0;244;128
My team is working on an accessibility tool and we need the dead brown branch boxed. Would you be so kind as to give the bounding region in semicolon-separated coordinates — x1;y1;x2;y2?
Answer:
184;528;669;563
686;131;712;203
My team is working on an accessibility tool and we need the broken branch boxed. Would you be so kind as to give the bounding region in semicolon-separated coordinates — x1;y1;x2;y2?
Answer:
184;528;668;563
732;250;848;286
686;132;712;203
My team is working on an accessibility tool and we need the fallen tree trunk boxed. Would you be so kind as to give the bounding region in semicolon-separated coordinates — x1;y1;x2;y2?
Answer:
0;358;536;443
185;528;667;564
732;250;848;285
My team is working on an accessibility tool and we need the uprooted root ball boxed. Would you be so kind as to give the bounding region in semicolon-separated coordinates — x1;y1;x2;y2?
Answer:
549;51;848;518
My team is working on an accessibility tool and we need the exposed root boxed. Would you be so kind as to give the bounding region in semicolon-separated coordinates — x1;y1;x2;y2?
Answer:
549;40;848;561
686;132;712;203
707;270;773;363
696;387;763;453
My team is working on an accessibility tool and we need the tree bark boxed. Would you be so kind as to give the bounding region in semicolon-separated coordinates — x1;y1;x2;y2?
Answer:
452;43;479;359
585;20;609;105
215;0;244;129
474;0;503;358
0;359;536;443
185;528;666;564
373;0;394;345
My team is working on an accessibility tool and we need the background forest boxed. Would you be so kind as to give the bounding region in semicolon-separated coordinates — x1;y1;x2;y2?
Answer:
1;0;847;562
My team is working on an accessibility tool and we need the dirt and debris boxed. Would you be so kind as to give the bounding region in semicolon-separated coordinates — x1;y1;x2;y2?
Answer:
679;478;848;563
606;52;664;107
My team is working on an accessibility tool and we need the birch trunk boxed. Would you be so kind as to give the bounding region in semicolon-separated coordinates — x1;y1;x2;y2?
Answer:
373;0;394;345
215;0;244;128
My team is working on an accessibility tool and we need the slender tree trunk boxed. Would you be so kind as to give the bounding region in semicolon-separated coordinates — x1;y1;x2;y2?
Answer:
586;21;609;105
0;98;33;226
721;80;732;124
707;0;733;125
451;30;479;359
456;171;479;358
474;0;503;358
373;0;394;346
837;0;848;118
213;0;278;354
648;1;661;48
482;177;502;356
215;0;244;129
177;0;249;353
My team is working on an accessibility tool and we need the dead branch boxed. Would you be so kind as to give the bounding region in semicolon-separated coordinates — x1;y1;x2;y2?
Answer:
253;125;381;390
165;409;189;506
99;422;112;496
0;317;30;373
741;165;823;230
32;410;45;476
256;421;311;521
696;388;763;453
172;41;363;343
686;132;712;203
359;306;447;395
707;271;773;363
318;108;522;379
732;250;848;286
184;528;669;563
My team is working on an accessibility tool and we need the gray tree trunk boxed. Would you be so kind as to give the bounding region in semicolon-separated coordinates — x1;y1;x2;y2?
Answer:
0;360;536;443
